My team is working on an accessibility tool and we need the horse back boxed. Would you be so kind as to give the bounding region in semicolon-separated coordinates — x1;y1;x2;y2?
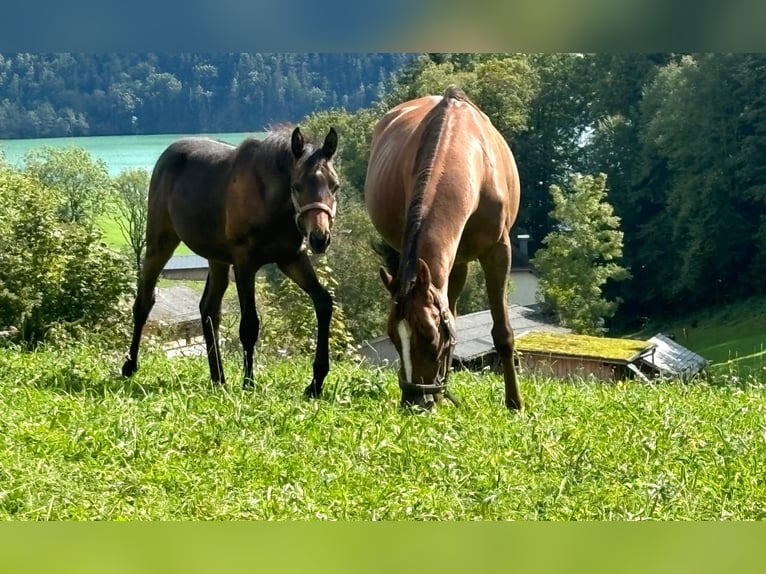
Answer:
148;137;238;261
366;91;519;250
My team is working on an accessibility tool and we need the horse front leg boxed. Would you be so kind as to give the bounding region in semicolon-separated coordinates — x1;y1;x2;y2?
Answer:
233;262;260;389
479;241;523;411
448;262;469;317
278;253;333;398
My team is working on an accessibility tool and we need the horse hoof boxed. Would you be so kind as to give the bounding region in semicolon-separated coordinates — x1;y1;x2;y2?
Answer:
242;378;254;390
505;399;523;411
121;360;136;377
304;381;322;399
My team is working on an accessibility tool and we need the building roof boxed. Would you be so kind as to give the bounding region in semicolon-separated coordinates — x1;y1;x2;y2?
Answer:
148;284;201;326
162;254;209;271
515;331;654;364
639;333;708;378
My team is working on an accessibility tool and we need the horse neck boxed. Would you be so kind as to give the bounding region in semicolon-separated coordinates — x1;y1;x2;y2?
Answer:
249;140;297;208
399;191;466;294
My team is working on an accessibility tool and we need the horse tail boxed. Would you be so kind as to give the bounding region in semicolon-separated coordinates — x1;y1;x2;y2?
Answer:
371;236;400;277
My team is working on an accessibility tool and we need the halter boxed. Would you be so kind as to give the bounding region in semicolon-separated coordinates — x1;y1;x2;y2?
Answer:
291;194;337;234
398;308;461;407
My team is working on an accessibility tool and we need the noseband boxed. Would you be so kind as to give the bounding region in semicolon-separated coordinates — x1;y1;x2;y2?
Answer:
292;197;337;233
398;308;460;407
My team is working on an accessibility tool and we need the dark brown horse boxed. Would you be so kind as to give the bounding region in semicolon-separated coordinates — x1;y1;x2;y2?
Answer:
365;86;522;410
122;126;339;397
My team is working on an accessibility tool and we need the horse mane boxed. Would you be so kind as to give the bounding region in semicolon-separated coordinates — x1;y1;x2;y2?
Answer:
232;124;316;178
398;85;466;292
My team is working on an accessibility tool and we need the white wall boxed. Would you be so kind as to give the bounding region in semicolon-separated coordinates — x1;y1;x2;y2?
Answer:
509;270;540;307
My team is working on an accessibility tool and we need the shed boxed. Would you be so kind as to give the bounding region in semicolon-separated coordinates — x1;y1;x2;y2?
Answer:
637;333;708;379
515;331;656;382
160;254;214;281
146;284;207;357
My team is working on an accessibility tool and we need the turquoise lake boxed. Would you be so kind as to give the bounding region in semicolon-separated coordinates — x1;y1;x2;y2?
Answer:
0;132;267;176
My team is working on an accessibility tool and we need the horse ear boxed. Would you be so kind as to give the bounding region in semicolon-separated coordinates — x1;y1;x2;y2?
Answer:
379;266;395;294
415;258;432;290
323;127;338;159
291;126;305;159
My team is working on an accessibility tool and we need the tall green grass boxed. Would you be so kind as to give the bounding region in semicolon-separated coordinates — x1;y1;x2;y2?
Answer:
1;343;765;520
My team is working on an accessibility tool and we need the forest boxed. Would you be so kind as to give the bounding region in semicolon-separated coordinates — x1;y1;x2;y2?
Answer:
2;52;765;331
0;53;415;137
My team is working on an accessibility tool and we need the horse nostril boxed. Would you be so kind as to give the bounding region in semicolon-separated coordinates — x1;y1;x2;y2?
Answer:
309;231;331;253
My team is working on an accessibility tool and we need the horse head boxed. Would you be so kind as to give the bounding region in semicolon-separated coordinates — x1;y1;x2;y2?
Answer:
380;258;457;409
289;126;339;254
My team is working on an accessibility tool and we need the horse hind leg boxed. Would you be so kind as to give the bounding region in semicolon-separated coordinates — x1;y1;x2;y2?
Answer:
479;241;523;411
199;261;230;385
122;232;180;377
232;261;260;389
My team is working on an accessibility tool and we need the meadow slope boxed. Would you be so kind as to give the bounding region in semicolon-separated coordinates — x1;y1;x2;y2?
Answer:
1;343;765;520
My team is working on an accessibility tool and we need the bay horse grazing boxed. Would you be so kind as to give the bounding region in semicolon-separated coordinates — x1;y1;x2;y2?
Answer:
122;126;340;398
365;86;522;410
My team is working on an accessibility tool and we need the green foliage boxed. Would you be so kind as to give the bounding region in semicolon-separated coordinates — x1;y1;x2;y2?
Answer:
323;202;389;342
468;56;538;139
252;261;356;361
113;168;150;278
638;54;766;307
385;57;476;104
301;108;379;199
22;146;114;226
0;163;134;346
1;343;765;520
532;173;629;334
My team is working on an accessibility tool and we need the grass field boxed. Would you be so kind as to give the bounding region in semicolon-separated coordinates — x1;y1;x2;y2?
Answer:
96;214;192;256
1;342;765;520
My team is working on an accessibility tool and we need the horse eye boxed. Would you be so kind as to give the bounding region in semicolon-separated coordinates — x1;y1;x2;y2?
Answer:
331;183;339;194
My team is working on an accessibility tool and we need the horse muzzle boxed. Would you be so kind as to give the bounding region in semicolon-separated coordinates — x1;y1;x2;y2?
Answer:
309;229;332;254
294;201;336;253
398;340;459;408
398;374;460;408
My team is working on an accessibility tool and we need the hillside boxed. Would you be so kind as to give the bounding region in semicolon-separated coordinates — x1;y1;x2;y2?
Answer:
627;295;766;379
1;343;765;520
0;53;417;138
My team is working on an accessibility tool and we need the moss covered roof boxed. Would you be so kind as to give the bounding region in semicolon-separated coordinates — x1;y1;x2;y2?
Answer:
516;331;653;363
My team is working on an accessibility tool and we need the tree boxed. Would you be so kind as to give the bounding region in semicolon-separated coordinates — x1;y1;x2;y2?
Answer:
532;173;629;334
301;107;379;200
638;54;766;309
22;146;113;226
113;168;150;279
468;56;537;141
0;162;133;346
580;53;676;321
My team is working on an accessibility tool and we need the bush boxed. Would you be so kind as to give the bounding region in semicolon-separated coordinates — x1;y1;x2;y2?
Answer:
248;261;355;361
0;163;134;346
